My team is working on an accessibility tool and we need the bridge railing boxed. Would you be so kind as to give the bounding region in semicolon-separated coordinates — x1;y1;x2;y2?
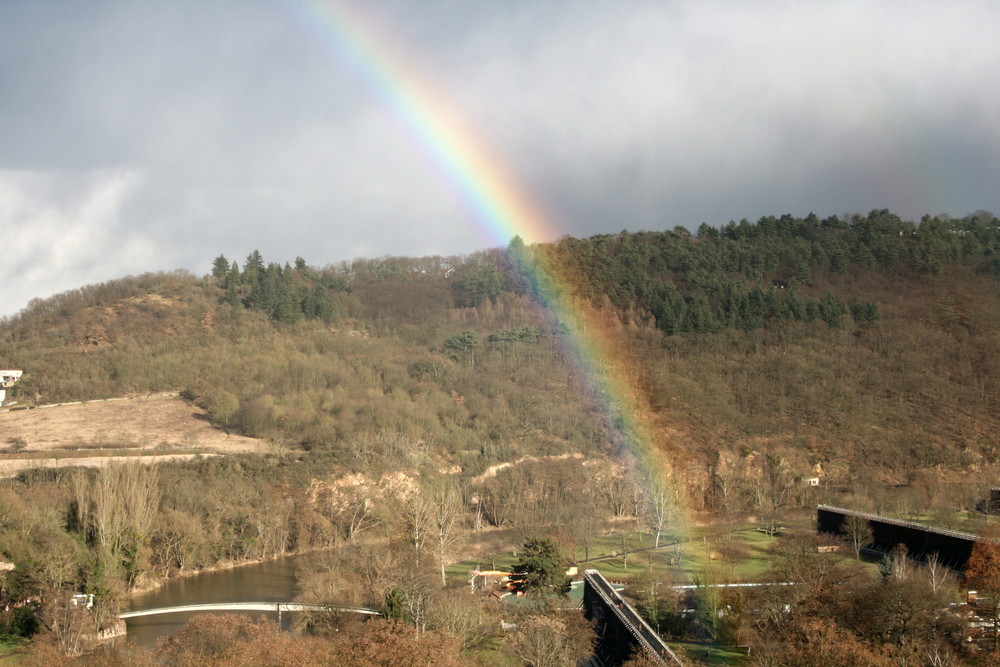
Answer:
584;569;683;666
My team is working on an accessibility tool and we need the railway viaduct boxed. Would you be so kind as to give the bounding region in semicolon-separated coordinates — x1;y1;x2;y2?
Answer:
817;504;995;569
583;569;683;666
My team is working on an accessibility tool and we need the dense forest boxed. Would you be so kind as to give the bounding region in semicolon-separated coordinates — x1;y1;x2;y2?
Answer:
1;208;1000;663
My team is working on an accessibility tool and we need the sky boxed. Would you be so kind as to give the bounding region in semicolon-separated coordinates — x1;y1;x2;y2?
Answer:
1;0;999;317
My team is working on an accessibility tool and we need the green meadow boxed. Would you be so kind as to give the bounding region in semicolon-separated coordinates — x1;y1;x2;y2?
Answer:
0;635;26;664
447;523;793;665
447;522;804;588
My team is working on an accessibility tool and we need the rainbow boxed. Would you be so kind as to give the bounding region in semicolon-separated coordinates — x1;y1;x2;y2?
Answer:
284;0;553;248
286;0;688;537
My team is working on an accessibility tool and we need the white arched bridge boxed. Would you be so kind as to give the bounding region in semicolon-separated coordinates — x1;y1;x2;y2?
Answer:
121;602;380;623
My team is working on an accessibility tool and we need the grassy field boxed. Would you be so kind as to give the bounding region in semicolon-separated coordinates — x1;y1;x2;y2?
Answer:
447;522;802;587
577;526;783;583
446;520;824;666
0;635;25;664
669;641;749;665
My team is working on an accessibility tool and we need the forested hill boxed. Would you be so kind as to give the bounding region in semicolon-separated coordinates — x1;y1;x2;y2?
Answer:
539;209;996;332
2;208;999;485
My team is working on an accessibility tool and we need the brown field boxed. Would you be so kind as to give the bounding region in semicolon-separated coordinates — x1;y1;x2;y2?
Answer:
0;394;267;475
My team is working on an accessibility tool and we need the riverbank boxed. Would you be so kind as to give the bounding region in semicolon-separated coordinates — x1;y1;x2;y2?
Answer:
123;550;331;650
129;546;333;597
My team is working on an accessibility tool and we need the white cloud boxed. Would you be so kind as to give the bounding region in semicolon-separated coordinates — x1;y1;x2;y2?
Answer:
0;169;160;316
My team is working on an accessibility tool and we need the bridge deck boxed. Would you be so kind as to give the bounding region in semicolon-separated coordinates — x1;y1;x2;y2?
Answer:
818;504;995;543
121;602;379;619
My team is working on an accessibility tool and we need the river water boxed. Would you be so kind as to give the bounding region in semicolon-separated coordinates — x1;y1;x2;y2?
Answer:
124;552;321;649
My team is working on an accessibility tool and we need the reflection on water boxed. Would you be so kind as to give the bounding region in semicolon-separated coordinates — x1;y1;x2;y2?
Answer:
124;552;321;649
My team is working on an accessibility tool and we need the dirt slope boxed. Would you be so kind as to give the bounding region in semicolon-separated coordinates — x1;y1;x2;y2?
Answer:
0;394;265;454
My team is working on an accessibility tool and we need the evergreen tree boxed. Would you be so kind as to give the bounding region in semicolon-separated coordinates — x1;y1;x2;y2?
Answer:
243;250;264;276
455;265;502;307
443;330;481;363
211;254;229;281
697;222;719;239
225;261;243;307
381;588;409;623
511;537;571;597
819;293;845;327
307;285;337;322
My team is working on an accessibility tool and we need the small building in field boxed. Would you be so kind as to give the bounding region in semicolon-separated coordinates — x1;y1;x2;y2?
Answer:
0;370;22;405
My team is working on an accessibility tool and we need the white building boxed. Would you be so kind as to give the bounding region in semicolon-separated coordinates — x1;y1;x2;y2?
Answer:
0;370;22;404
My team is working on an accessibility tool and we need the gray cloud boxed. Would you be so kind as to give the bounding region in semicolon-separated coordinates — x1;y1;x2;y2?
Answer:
0;169;160;309
1;0;998;315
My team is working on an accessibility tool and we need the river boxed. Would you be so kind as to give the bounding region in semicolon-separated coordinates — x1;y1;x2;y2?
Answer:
124;552;322;649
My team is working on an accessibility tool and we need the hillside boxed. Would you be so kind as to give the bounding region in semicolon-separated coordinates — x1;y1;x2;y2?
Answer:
1;210;1000;662
0;270;605;479
1;210;999;490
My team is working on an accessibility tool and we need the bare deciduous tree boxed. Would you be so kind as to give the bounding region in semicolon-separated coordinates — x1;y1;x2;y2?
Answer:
843;514;872;560
403;491;433;564
594;466;629;518
509;616;571;667
510;614;595;667
72;464;160;588
429;480;464;586
426;593;493;651
478;470;522;528
643;472;678;550
345;497;379;543
924;553;954;598
40;591;88;658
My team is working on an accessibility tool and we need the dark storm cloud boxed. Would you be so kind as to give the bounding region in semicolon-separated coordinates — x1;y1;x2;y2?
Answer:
1;0;998;315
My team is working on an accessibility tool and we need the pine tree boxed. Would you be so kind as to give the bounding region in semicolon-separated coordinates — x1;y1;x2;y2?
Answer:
211;254;230;281
243;250;264;276
511;537;571;596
